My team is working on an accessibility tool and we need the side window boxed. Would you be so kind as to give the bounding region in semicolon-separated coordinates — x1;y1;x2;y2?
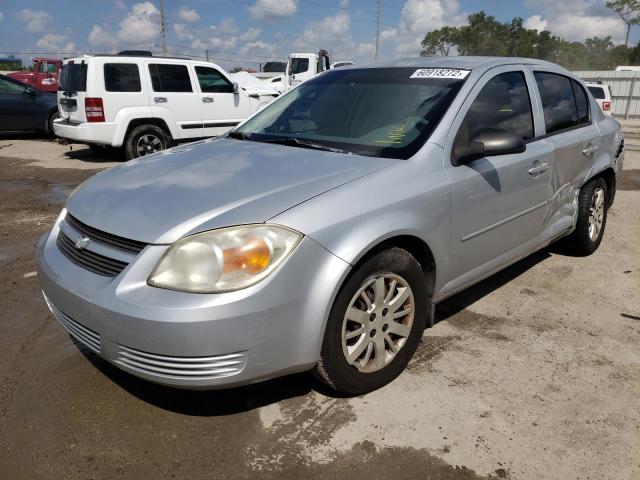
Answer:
149;64;193;92
195;66;233;93
290;58;309;75
104;63;141;92
571;80;590;125
456;71;534;146
38;62;47;73
534;72;578;134
47;63;57;73
0;78;26;94
587;86;605;99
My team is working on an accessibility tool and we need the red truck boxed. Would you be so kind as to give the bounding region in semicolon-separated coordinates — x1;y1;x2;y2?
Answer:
8;58;62;93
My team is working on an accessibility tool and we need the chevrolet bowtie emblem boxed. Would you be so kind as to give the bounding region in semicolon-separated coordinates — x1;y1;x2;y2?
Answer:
74;236;90;250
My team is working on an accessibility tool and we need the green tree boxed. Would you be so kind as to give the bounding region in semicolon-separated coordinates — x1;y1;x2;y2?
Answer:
606;0;640;47
420;26;458;56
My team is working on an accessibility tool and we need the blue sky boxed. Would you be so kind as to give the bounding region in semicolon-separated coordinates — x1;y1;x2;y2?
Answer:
0;0;637;69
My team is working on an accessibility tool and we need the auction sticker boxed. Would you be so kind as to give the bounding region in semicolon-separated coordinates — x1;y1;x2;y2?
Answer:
410;68;470;79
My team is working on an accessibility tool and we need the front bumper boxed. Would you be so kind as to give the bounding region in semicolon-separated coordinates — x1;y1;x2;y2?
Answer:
53;119;119;147
36;212;351;389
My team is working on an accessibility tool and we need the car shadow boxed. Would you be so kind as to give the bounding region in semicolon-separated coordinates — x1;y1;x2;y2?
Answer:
435;247;552;322
75;341;336;416
74;246;554;416
63;145;126;163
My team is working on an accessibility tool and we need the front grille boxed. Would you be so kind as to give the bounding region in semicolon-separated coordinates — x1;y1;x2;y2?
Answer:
66;214;147;254
57;231;128;277
43;292;101;354
115;345;246;380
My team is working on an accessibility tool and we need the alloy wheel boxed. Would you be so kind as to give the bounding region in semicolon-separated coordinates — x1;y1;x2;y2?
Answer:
136;134;163;157
588;186;605;242
341;273;415;373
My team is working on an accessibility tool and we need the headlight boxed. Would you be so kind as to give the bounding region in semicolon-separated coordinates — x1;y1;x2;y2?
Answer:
148;225;302;293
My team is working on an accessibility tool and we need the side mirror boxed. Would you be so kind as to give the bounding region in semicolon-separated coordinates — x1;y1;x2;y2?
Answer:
232;82;239;94
24;87;36;96
453;129;525;166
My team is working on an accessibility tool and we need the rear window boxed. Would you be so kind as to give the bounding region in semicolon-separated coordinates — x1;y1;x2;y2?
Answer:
587;86;606;99
104;63;141;92
149;64;192;92
534;72;578;134
59;63;87;92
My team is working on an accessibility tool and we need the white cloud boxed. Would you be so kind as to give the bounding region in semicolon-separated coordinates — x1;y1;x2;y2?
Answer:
0;12;4;22
16;9;51;32
340;0;349;7
248;0;297;21
296;11;351;47
117;1;160;44
88;25;118;47
524;14;548;32
114;0;127;10
239;27;262;42
178;7;200;22
173;23;194;41
377;0;463;56
36;33;75;53
524;0;626;42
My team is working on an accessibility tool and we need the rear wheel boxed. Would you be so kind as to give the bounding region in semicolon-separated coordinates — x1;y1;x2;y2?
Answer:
315;248;428;396
562;177;608;256
124;124;170;160
46;110;59;136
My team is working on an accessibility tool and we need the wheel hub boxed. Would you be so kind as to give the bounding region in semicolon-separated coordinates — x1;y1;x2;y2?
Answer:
588;186;605;242
341;273;415;373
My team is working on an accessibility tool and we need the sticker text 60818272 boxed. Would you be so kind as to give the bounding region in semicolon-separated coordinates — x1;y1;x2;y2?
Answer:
410;68;470;80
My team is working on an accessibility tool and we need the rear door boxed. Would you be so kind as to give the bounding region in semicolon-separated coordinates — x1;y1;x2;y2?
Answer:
443;66;553;291
58;61;88;123
193;64;251;137
532;71;601;233
146;62;203;138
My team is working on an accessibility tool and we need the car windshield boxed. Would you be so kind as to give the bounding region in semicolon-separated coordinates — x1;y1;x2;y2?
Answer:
233;67;466;159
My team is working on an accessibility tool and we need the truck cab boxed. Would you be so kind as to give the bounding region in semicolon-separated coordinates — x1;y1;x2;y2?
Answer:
283;50;330;91
8;58;62;93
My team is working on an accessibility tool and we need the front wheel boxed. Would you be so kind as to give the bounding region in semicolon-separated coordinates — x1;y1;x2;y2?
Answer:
124;124;170;160
315;248;428;396
562;177;608;256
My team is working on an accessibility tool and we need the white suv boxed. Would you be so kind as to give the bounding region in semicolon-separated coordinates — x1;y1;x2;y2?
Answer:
53;53;279;159
586;82;613;116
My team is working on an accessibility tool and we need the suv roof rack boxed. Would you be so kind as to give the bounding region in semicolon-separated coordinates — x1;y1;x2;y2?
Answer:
118;50;153;57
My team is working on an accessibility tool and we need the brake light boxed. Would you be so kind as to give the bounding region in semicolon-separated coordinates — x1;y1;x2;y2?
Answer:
602;101;611;111
85;97;105;122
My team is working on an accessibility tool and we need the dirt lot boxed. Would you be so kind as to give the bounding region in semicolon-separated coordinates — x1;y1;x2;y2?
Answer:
0;137;638;480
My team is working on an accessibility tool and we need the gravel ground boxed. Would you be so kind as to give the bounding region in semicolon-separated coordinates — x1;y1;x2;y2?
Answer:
0;137;638;480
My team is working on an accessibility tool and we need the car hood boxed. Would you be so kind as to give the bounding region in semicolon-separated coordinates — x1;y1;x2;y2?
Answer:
66;138;392;244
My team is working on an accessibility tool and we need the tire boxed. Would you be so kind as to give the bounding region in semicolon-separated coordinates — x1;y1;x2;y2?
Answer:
315;247;429;396
562;177;608;256
124;124;170;161
46;110;59;136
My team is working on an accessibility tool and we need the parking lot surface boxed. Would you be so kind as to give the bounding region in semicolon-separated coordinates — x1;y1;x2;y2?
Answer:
0;137;638;480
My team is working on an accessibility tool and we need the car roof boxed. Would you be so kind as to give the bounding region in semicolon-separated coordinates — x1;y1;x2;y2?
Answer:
359;56;569;74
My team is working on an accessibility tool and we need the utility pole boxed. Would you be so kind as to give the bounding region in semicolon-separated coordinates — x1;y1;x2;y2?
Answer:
374;0;380;61
159;0;168;55
205;49;210;62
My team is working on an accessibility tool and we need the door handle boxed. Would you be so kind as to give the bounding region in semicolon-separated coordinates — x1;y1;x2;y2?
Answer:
153;96;168;103
582;144;599;156
528;162;548;176
202;97;214;103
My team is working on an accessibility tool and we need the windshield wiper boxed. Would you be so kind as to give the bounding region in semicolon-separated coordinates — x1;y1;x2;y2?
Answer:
258;137;354;155
227;131;251;140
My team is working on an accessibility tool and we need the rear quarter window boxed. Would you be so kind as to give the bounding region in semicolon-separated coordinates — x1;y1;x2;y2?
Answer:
572;80;590;125
149;64;193;92
104;63;141;92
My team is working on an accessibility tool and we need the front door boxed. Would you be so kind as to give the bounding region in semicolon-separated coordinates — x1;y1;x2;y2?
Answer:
194;65;251;137
443;67;553;293
0;77;38;131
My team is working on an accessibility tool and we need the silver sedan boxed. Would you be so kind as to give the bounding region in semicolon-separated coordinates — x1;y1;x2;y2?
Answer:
37;57;623;395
